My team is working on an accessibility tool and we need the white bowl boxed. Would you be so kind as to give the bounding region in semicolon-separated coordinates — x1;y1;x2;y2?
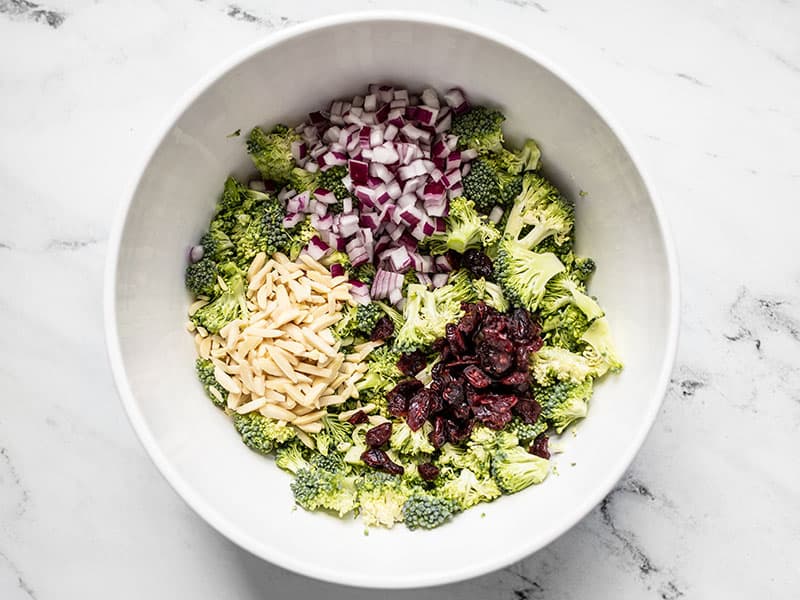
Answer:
104;12;679;589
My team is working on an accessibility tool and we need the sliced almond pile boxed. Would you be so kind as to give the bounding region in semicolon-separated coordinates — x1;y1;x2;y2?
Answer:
191;251;383;439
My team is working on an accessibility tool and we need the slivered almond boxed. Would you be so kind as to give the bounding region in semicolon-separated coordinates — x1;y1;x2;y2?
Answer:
295;362;333;378
271;307;301;328
263;389;285;404
266;346;297;382
245;327;283;339
236;396;267;414
274;339;306;355
296;421;323;433
288;279;311;302
214;366;241;394
293;410;327;426
295;428;316;449
188;299;208;316
298;253;328;273
309;314;339;332
247;251;267;278
301;328;336;357
259;404;296;421
319;394;346;407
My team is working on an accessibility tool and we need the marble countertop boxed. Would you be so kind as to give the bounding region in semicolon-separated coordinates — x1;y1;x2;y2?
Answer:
2;0;799;598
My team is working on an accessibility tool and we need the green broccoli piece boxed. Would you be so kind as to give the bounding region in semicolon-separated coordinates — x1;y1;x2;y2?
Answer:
320;250;351;270
580;317;623;376
354;345;403;403
472;277;509;312
541;304;591;351
531;345;596;386
191;262;248;333
451;106;505;154
540;271;604;321
424;197;500;254
288;167;319;194
402;269;419;295
199;225;235;263
350;263;376;285
357;472;414;528
402;494;457;530
246;125;300;184
462;159;503;213
393;280;477;352
437;443;491;480
284;218;316;261
356;303;383;335
290;467;359;516
275;442;311;474
313;415;354;456
537;379;593;433
506;417;548;447
216;176;250;220
195;358;227;408
233;412;297;455
491;446;550;494
310;450;348;473
317;165;352;214
439;468;501;510
390;421;435;456
185;257;219;297
504;172;574;250
493;239;565;313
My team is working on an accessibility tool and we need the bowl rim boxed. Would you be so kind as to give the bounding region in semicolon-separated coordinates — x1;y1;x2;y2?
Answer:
103;11;680;589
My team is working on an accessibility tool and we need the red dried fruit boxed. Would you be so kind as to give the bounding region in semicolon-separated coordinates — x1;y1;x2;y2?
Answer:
530;434;550;459
361;448;404;475
463;365;492;389
446;322;468;356
514;399;542;425
397;350;428;376
473;406;514;429
370;315;395;341
445;418;474;443
500;370;530;387
481;350;513;376
390;378;425;399
429;416;447;448
365;422;392;447
442;380;466;405
347;410;369;425
406;389;434;431
418;462;440;481
462;249;493;279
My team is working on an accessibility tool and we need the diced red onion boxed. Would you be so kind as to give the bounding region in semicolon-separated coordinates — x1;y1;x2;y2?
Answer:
348;280;371;305
330;263;345;278
384;123;399;141
349;159;369;185
283;212;303;228
421;88;440;109
388;288;403;306
461;148;479;161
443;87;469;114
489;205;505;224
431;273;449;288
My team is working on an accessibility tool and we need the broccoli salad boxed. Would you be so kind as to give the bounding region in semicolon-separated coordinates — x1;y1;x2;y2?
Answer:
185;84;622;530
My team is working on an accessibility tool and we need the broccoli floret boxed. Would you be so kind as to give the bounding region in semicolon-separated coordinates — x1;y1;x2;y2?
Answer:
541;304;590;351
317;165;352;214
216;176;250;220
393;280;477;352
320;250;351;270
437;443;491;480
540;271;604;321
506;417;548;447
567;255;596;288
314;415;354;456
185;257;219;297
580;317;623;376
491;446;550;494
451;106;505;154
290;467;358;516
493;239;565;313
275;442;310;474
357;472;414;528
191;262;248;333
356;303;383;335
462;159;502;213
504;172;574;250
390;421;435;456
350;263;376;285
195;358;227;408
375;301;404;332
199;225;235;263
425;197;501;254
285;218;316;261
402;269;418;294
288;167;319;194
355;345;403;403
310;450;348;473
246;125;300;184
537;379;593;433
472;278;509;312
439;468;501;510
531;345;597;385
402;494;457;530
233;412;297;455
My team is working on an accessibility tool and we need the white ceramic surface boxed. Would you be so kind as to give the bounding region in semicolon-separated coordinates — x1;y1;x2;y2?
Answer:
104;13;677;589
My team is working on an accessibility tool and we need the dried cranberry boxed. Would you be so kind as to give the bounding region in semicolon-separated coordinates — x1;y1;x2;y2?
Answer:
397;350;428;376
418;462;440;481
451;399;471;420
508;307;535;343
444;249;462;269
347;410;368;425
462;248;493;279
429;392;444;415
406;389;434;431
365;422;392;447
481;350;513;376
515;399;542;425
463;365;492;389
370;316;395;341
457;304;480;338
500;371;530;387
361;448;404;475
442;380;466;405
476;393;519;412
473;406;513;429
530;335;544;353
515;346;531;370
429;416;447;448
482;334;513;354
445;419;474;443
446;323;468;356
389;378;424;399
530;434;550;459
387;393;409;417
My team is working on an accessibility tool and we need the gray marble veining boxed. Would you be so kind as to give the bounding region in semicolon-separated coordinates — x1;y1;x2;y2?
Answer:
1;0;799;598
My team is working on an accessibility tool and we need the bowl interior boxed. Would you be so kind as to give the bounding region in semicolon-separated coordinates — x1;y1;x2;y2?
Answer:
109;16;676;588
